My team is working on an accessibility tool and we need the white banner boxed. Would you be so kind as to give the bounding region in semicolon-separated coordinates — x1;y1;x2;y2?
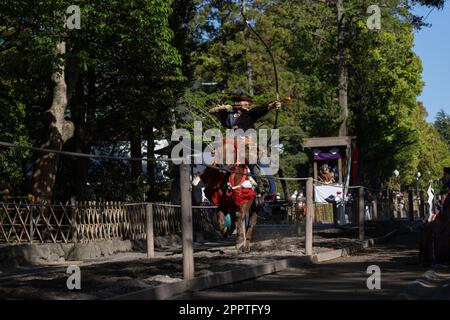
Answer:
314;184;344;203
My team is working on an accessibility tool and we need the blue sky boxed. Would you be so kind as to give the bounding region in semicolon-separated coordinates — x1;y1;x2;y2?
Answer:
412;4;450;123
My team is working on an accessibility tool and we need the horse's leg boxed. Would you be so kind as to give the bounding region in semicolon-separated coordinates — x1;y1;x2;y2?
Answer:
236;202;251;251
243;205;258;252
217;209;228;238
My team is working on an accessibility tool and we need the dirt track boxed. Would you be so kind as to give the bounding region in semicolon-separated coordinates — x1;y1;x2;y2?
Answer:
172;230;428;299
0;224;413;300
0;232;361;299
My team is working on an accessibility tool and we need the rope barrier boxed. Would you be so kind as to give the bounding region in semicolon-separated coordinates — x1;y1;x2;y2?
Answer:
0;140;311;183
0;140;201;162
274;177;310;181
1;140;429;194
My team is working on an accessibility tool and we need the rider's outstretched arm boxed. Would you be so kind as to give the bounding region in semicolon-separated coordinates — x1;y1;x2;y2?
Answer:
249;101;281;122
208;104;232;114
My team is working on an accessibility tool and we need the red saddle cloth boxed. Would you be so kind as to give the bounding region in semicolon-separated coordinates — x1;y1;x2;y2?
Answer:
204;165;256;213
203;138;256;213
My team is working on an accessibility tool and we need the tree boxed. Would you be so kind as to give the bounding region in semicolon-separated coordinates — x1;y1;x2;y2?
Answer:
60;0;185;202
1;0;184;201
1;1;72;200
414;103;450;189
434;109;450;148
2;0;447;201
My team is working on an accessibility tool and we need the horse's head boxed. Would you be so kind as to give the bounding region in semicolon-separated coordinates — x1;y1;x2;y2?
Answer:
198;165;227;189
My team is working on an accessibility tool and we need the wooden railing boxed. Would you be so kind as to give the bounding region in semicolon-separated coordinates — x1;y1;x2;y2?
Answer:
0;201;219;244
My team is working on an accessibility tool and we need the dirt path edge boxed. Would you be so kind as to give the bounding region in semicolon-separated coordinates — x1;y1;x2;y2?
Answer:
110;228;399;300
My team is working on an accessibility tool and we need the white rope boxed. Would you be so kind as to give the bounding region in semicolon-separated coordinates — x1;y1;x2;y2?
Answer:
0;140;201;162
0;140;379;190
274;177;310;181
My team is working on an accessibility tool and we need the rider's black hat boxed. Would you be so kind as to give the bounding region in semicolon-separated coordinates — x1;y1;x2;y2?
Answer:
230;88;253;102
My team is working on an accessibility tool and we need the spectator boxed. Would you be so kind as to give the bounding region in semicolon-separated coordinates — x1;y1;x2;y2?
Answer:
419;167;450;266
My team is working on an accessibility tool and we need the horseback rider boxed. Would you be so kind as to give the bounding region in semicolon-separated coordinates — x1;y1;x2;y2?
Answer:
208;89;281;196
208;89;281;132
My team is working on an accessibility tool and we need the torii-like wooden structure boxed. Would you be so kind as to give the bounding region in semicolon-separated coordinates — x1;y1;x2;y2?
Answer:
303;136;356;184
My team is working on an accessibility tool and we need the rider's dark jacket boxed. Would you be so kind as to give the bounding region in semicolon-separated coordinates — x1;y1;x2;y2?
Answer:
216;105;271;131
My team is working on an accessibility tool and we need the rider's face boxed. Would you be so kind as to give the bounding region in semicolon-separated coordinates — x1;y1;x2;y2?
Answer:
235;100;250;109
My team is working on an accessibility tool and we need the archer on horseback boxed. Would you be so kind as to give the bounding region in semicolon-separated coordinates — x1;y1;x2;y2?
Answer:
191;1;283;252
208;89;281;133
191;90;280;252
208;89;281;196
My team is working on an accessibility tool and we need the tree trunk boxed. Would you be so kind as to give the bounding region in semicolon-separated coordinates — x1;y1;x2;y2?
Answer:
337;0;348;137
247;59;254;97
31;41;75;202
71;73;89;200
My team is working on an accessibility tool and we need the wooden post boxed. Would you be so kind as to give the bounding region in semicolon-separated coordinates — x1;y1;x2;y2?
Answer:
408;189;414;222
29;205;33;244
387;189;392;220
337;0;348;136
359;186;364;241
313;162;318;181
70;197;78;243
338;158;343;184
352;193;358;225
146;203;154;258
305;177;314;256
372;199;378;221
333;202;338;226
419;190;425;220
180;163;194;280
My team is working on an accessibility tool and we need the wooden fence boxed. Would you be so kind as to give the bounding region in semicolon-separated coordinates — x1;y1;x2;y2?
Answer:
313;189;425;224
0;201;218;244
0;189;426;244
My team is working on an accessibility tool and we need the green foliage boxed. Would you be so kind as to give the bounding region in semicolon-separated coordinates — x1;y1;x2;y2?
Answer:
188;0;448;191
1;0;448;199
0;94;29;188
434;109;450;147
0;0;187;200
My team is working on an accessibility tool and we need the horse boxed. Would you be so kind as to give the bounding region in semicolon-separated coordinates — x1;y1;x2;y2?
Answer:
194;139;259;252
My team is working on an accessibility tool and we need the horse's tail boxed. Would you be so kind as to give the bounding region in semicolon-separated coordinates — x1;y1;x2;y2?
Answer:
251;196;264;214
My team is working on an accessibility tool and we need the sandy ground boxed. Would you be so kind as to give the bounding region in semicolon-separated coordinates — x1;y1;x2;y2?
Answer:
0;227;381;300
172;230;430;300
0;224;402;300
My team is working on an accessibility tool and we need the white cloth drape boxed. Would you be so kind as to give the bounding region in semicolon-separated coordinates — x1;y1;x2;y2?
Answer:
314;184;344;203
